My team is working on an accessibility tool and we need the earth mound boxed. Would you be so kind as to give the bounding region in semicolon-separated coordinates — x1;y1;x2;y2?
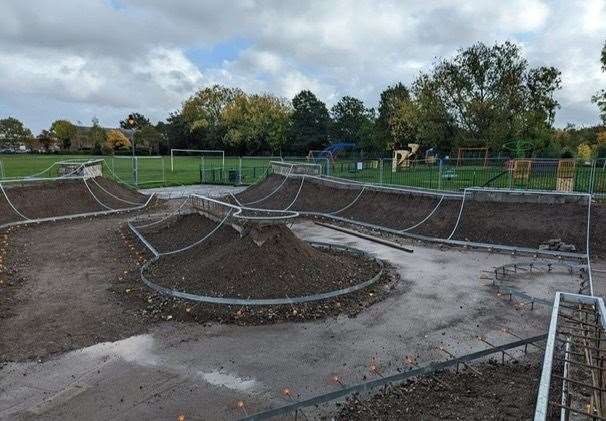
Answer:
0;177;148;225
147;221;382;299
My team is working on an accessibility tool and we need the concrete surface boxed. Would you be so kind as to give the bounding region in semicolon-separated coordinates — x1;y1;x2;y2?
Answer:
140;184;246;199
0;221;582;420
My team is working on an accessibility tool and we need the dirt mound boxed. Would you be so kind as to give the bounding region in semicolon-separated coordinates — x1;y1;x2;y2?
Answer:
146;220;382;299
233;174;284;204
0;177;149;225
86;176;149;209
232;175;600;254
139;213;239;253
1;179;103;222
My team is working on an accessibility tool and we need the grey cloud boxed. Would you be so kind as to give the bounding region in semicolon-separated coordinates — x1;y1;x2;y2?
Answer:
0;0;604;132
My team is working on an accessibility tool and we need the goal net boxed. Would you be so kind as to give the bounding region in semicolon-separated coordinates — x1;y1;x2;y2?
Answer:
110;156;165;187
270;160;322;177
170;149;225;172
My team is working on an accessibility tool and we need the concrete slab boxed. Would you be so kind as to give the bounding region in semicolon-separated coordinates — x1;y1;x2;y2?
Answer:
0;221;582;420
140;184;246;199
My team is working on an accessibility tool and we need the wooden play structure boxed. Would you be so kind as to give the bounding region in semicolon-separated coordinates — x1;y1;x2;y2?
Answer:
392;144;419;172
456;147;489;167
507;158;577;191
511;159;532;183
556;159;576;192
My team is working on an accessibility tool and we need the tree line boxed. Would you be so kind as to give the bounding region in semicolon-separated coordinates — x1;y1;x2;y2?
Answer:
1;41;606;159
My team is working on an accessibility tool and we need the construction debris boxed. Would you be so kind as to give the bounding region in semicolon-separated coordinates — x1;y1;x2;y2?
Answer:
539;239;576;252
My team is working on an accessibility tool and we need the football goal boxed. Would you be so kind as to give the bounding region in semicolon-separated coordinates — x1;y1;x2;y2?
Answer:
170;149;225;172
110;156;165;187
456;147;489;167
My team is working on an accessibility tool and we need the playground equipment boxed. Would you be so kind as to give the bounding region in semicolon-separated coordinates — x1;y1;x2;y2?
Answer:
556;159;576;192
456;147;489;167
424;148;437;165
392;144;419;172
308;143;356;164
510;159;532;184
502;140;535;159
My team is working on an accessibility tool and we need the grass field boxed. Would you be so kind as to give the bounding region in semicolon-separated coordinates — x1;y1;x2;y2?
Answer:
1;154;605;194
331;160;605;192
0;154;298;187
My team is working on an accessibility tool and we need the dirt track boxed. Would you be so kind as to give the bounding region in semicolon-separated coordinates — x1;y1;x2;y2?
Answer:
0;216;149;361
234;175;606;254
0;208;399;361
0;186;160;362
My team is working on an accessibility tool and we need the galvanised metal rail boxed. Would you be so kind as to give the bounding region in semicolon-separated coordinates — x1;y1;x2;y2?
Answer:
534;292;606;420
128;209;386;306
240;334;548;421
0;179;155;230
224;170;593;260
489;261;589;308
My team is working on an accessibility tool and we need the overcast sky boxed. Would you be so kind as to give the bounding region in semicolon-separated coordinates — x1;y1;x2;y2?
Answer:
1;0;605;133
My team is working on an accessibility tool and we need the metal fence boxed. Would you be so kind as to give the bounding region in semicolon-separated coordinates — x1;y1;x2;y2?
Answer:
1;154;606;194
329;157;606;194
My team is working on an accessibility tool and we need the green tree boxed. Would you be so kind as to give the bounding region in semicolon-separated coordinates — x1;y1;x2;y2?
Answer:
222;92;291;154
181;85;243;148
119;113;151;130
412;74;455;154
157;113;197;153
417;41;561;153
374;83;411;152
36;129;55;152
88;119;106;155
330;96;375;149
50;120;77;150
0;117;33;148
388;97;420;149
287;90;330;154
134;125;162;154
592;41;606;124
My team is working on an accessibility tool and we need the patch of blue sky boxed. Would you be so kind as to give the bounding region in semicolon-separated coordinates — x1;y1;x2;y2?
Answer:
105;0;126;11
186;38;253;67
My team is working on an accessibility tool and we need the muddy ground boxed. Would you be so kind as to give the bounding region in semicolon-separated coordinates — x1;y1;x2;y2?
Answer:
0;186;577;420
0;194;164;362
0;208;399;362
334;354;560;420
233;175;606;255
0;215;150;362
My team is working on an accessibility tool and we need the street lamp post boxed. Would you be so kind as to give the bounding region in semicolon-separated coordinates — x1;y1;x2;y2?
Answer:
128;114;137;185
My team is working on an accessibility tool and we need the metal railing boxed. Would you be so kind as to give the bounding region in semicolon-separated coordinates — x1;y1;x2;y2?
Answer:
535;292;606;420
2;155;606;195
330;158;605;194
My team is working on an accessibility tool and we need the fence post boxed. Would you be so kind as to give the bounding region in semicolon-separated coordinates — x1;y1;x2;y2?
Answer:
201;156;205;184
133;156;138;186
238;157;242;185
379;158;384;185
589;159;596;195
438;159;442;190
